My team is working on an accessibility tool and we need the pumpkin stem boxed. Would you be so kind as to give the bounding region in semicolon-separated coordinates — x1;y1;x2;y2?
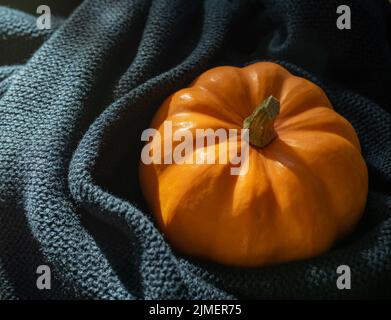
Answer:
243;95;280;148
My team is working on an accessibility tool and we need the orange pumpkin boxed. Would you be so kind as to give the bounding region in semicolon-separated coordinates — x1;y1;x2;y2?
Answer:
139;62;368;267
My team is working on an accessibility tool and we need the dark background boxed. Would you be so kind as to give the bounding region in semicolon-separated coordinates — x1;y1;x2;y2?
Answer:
0;0;390;299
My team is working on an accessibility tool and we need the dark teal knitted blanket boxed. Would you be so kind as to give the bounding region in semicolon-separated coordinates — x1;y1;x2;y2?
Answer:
0;0;390;299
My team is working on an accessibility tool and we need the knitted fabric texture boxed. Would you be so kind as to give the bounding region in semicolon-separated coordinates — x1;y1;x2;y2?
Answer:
0;0;390;299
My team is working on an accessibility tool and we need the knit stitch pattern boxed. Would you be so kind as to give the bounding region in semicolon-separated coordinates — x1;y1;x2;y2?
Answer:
0;0;390;299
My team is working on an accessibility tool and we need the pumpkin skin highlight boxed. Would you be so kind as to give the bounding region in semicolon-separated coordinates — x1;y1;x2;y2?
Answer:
139;62;368;267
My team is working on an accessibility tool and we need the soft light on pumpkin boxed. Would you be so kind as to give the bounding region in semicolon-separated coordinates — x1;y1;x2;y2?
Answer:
139;62;368;267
